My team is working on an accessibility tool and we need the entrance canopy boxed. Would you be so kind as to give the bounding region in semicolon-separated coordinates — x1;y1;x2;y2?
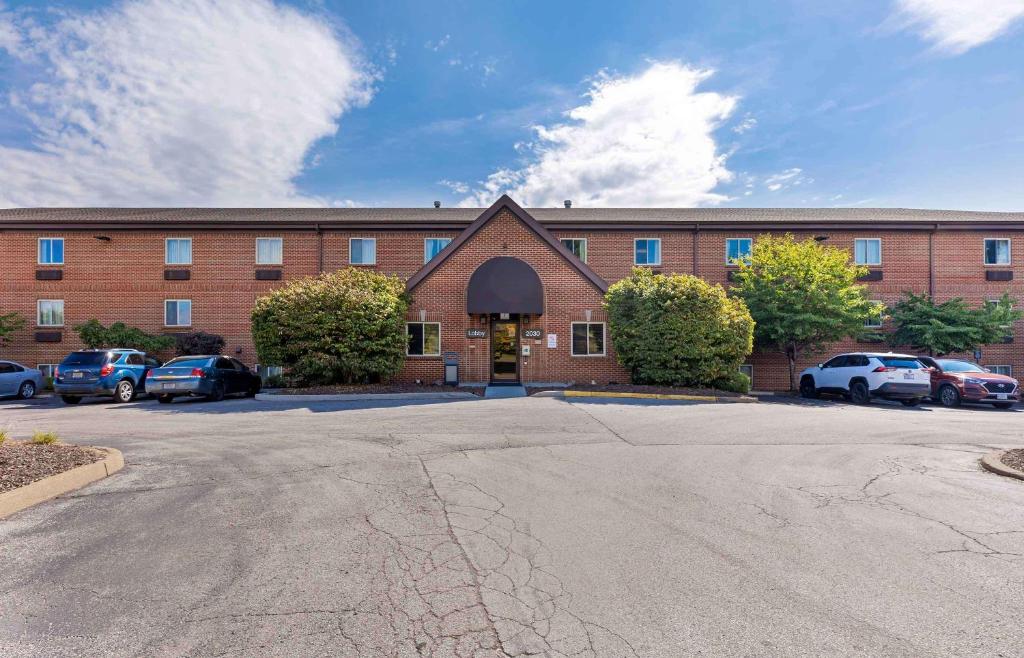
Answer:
466;257;544;315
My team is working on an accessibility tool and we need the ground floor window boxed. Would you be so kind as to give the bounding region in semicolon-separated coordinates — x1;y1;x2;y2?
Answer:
407;322;441;356
864;302;884;328
986;364;1013;376
571;322;605;356
165;299;192;327
739;364;753;382
37;364;58;379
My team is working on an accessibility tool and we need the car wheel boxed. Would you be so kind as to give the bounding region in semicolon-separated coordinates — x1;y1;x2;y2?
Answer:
993;402;1015;410
17;381;36;400
114;379;135;403
61;395;81;404
849;381;870;405
938;385;961;408
900;398;920;407
207;382;225;402
799;377;818;399
157;394;174;404
245;380;261;398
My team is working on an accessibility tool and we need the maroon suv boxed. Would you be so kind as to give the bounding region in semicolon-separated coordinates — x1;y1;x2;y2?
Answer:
917;356;1019;409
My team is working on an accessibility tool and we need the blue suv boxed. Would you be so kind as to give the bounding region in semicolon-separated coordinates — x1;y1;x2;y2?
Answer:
54;349;162;404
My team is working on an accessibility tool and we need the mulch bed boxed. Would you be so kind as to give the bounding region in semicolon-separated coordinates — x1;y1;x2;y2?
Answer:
1001;449;1024;473
526;384;745;397
0;442;104;494
271;384;483;396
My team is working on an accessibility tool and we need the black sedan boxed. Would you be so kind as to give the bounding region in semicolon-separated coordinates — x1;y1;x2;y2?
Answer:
147;355;262;403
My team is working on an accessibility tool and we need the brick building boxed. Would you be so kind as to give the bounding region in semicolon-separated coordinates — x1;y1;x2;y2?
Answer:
2;195;1022;390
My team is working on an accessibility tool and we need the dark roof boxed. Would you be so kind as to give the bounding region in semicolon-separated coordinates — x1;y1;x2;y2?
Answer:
1;205;1023;230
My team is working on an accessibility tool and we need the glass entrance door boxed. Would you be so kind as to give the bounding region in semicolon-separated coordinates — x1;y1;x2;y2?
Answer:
491;318;519;382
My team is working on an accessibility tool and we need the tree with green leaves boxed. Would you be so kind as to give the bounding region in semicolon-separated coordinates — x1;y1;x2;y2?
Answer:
251;268;410;385
605;268;754;391
888;292;1021;356
0;312;26;350
74;319;175;354
732;234;883;390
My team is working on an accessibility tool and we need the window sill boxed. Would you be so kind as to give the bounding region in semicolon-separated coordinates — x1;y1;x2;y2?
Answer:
570;353;607;358
35;325;64;329
349;263;377;267
405;354;442;359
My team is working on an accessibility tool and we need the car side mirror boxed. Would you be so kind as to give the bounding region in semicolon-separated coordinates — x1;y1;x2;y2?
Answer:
817;363;823;368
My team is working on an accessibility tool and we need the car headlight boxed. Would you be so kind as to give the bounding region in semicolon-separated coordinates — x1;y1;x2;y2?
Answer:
964;377;986;385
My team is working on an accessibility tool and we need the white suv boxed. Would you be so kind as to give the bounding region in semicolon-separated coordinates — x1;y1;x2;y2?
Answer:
798;353;931;406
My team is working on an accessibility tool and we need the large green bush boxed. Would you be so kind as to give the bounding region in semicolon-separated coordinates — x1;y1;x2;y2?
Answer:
74;320;175;354
605;268;754;388
251;268;410;385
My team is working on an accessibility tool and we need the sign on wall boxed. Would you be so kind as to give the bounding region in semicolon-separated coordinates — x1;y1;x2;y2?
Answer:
523;329;542;338
547;334;557;348
466;328;487;338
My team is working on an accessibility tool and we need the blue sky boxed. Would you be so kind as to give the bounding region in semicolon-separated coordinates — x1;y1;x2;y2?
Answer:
0;0;1022;209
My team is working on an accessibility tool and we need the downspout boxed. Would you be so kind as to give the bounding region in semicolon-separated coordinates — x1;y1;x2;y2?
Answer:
316;223;324;273
693;226;700;277
928;224;936;297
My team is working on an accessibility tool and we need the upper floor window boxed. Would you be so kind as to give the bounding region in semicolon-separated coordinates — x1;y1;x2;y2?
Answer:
256;238;283;265
424;238;452;263
985;238;1010;265
37;299;64;326
854;238;881;266
725;238;752;265
164;299;192;327
407;322;441;356
350;238;376;265
38;238;65;265
560;238;588;263
634;238;661;266
165;238;192;265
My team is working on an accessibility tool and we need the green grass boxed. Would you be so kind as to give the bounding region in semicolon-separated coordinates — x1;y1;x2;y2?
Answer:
31;430;59;445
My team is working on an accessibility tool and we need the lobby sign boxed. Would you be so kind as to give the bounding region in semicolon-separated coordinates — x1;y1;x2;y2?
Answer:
466;328;487;338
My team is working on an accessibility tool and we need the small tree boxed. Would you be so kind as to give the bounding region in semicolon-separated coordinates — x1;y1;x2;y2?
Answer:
251;268;410;385
174;331;226;356
605;268;754;389
888;292;1022;356
74;320;175;354
0;312;26;350
732;234;882;390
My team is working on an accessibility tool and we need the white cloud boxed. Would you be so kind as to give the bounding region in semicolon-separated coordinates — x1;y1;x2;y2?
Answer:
425;34;450;51
893;0;1024;54
0;3;20;57
0;0;372;207
437;179;469;195
460;61;737;208
733;114;757;134
763;168;811;192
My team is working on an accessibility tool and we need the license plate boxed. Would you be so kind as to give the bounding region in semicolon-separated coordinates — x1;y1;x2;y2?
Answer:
903;372;914;380
997;393;1008;400
72;371;83;379
164;383;175;389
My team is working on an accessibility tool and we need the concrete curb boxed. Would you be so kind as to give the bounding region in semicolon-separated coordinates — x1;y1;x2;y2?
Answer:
981;451;1024;482
0;446;124;520
533;390;758;403
255;391;479;402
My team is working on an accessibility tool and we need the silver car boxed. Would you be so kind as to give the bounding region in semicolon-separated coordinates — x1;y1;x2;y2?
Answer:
0;360;44;399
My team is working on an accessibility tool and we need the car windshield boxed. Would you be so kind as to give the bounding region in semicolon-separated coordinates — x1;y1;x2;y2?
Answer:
162;357;212;369
878;357;922;369
936;360;984;373
62;352;107;366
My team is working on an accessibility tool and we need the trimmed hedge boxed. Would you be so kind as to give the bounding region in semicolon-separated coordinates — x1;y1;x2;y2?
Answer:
251;268;410;385
605;268;754;389
174;331;226;356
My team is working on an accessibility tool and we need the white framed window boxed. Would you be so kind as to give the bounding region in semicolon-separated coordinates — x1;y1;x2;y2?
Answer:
739;364;754;381
38;237;65;265
256;237;283;265
864;302;884;329
37;299;64;326
725;238;752;265
571;322;606;356
984;238;1010;265
986;364;1013;376
37;364;58;379
164;299;192;327
165;238;193;265
854;238;881;266
634;238;661;266
424;238;452;263
406;322;440;356
350;238;377;265
560;238;588;263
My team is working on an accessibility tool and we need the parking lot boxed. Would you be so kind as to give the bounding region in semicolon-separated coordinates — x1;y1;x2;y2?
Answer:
1;393;1023;657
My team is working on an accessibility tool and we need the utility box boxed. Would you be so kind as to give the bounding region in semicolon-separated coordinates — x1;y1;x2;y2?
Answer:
443;352;459;386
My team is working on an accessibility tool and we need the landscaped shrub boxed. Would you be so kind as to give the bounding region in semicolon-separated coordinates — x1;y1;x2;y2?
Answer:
174;331;226;356
74;320;175;354
31;430;58;445
605;268;754;388
0;430;7;446
264;374;288;389
251;268;410;385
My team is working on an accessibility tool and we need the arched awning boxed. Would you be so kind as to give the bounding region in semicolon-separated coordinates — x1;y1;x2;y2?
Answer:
466;257;544;315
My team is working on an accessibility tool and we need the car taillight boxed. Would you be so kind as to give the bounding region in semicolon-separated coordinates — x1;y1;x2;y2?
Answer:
873;366;897;372
54;366;60;378
191;368;205;378
100;364;114;377
145;369;153;378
